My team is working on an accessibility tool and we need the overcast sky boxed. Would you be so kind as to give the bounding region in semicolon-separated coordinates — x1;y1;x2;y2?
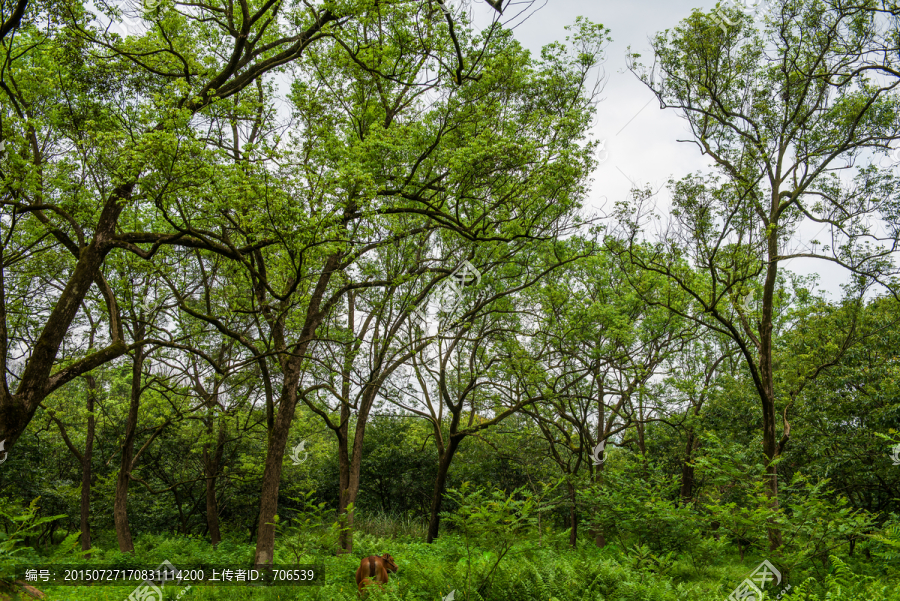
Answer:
495;0;719;207
470;0;865;300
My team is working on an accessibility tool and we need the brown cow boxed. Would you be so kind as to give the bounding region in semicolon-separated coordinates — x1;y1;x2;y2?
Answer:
355;553;398;596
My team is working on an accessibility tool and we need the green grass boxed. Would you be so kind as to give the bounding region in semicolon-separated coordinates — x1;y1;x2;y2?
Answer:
3;519;899;601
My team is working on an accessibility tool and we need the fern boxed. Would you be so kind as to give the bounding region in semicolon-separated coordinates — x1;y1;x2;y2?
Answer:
824;555;854;589
867;516;900;563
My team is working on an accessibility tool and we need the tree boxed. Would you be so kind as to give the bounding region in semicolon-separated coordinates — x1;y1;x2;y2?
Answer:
303;280;435;553
615;0;900;548
779;293;900;519
0;0;344;452
520;247;692;546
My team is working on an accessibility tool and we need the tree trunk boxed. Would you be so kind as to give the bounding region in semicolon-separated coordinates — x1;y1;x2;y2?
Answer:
253;359;303;567
249;507;260;543
679;430;701;505
426;436;461;543
80;376;97;555
591;383;607;548
337;384;380;553
252;252;356;566
762;407;782;550
710;520;721;541
567;481;578;548
591;458;607;548
336;315;354;554
760;228;783;551
337;292;358;554
0;185;131;452
636;391;646;457
337;445;364;554
173;486;187;534
337;411;352;553
635;389;650;481
203;413;226;548
115;342;145;553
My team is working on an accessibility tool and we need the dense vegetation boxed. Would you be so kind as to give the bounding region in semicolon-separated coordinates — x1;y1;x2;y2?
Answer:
0;0;899;599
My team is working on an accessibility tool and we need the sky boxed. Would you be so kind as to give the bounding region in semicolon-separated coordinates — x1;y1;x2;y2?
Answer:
467;0;869;301
491;0;719;208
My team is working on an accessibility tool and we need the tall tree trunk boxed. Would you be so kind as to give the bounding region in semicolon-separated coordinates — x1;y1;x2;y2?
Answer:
679;371;715;508
316;290;421;554
680;430;701;505
761;386;782;550
253;360;303;567
47;374;99;556
174;486;188;534
635;389;650;481
337;436;364;554
567;481;578;548
251;251;347;566
636;391;646;457
338;383;380;553
80;375;97;555
337;411;352;553
426;436;461;543
591;380;607;548
203;412;225;548
115;342;145;553
337;295;354;553
760;227;783;551
592;457;607;548
249;507;260;543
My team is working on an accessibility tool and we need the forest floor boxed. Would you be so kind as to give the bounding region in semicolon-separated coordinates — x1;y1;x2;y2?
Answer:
4;529;898;601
